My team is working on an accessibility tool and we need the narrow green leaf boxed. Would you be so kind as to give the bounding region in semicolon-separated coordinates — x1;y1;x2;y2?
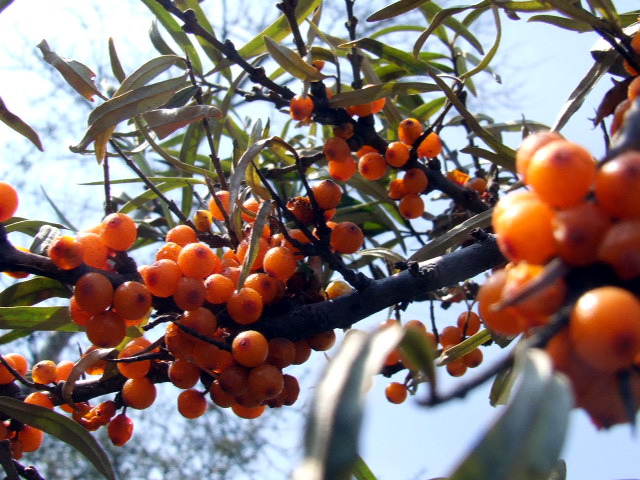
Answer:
489;362;517;406
408;209;493;262
2;218;68;237
149;19;178;56
107;38;126;83
367;0;432;22
357;248;406;264
450;349;572;480
0;277;70;307
295;326;403;480
143;105;221;139
238;200;273;288
353;455;378;480
340;38;434;76
0;306;79;332
80;177;205;186
399;326;436;381
0;97;43;151
0;397;116;480
494;1;550;12
417;2;486;56
437;329;490;365
461;5;500;80
264;37;326;82
528;15;591;32
138;0;202;74
40;186;77;231
329;82;440;108
118;180;190;214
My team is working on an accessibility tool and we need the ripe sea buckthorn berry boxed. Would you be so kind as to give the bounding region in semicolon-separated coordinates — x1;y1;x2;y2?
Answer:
333;122;355;140
25;392;54;410
263;246;297;283
598;219;640;279
491;190;538;231
208;190;230;221
31;360;57;384
236;237;270;271
312;59;325;71
293;339;312;365
228;288;264;325
629;76;640;101
465;177;487;194
385;382;408;404
117;344;151;379
180;307;218;338
371;96;386;114
177;389;207;419
267;338;296;368
113;281;151;320
330;221;364;254
356;145;378;158
279;374;301;406
503;262;567;317
325;280;352;299
552;201;611;266
306;330;336;351
6;353;27;377
168;359;201;389
209;380;235;408
76;232;111;269
139;259;182;297
122;377;157;409
493;194;557;264
388;178;407;200
610;99;631;136
439;326;463;348
74;272;113;314
17;425;43;452
193;209;213;232
241;197;260;223
232;330;268;367
324;136;351;162
219;364;250;396
86;311;126;348
312;179;342;210
526;140;596;209
286;196;314;225
166;224;197;246
164;322;195;360
244;273;278;305
446;169;470;186
477;269;527;336
457;311;481;336
203;273;235;304
328;157;357;182
100;213;137;251
402;168;428;194
173;277;206;311
595;151;640;219
385;142;410;168
232;403;266;419
55;360;74;382
0;182;19;222
248;364;284;400
446;357;467;377
48;236;84;270
69;296;91;327
108;413;133;446
177;243;221;279
570;287;640;372
398;118;423;145
289;94;314;121
399;193;424;220
346;102;373;117
417;132;442;158
463;348;484;368
358;152;387;181
10;438;24;460
515;130;564;181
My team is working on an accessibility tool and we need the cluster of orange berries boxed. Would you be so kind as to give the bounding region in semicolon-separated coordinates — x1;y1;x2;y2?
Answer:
479;130;640;427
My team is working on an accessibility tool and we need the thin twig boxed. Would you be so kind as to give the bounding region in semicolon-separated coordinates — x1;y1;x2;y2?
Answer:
344;0;362;89
277;0;308;58
103;156;113;215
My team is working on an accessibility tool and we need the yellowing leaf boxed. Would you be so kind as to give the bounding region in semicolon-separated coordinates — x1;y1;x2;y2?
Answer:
0;97;43;151
37;39;106;102
264;36;326;82
143;105;222;139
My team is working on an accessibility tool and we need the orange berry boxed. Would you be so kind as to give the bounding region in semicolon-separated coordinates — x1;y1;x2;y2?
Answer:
289;94;314;121
139;259;182;297
293;339;312;365
346;102;374;117
526;140;596;209
31;360;57;384
108;413;133;446
155;242;183;262
86;311;126;348
610;98;631;137
595;152;640;219
0;182;19;222
0;356;18;384
286;196;314;225
24;392;54;410
244;273;278;305
306;330;336;351
177;389;207;419
17;425;43;452
204;273;235;304
266;338;296;369
385;142;410;168
330;221;364;254
312;179;342;210
502;262;567;318
388;178;407;200
477;270;527;336
515;130;564;182
208;190;230;221
263;247;298;282
398;193;424;220
417;132;442;158
570;287;640;372
227;288;264;325
598;219;640;279
236;237;269;271
48;236;84;270
465;177;487;194
248;363;284;400
439;326;463;348
76;232;111;269
628;76;640;101
278;374;301;406
456;311;481;336
328;157;357;182
232;330;268;367
209;380;235;408
371;96;386;114
446;169;470;186
5;353;27;377
74;272;113;314
193;209;213;232
325;280;352;299
99;213;137;251
462;348;484;368
231;403;265;419
177;243;221;279
358;152;387;180
385;382;408;404
402;168;428;194
55;360;74;382
323;136;351;163
622;31;640;75
219;364;251;397
69;296;91;327
117;344;151;379
356;145;378;158
173;277;206;311
113;281;151;320
165;224;198;246
241;197;261;223
168;359;201;389
398;118;422;145
333;122;355;140
312;60;325;71
121;377;157;409
446;357;467;377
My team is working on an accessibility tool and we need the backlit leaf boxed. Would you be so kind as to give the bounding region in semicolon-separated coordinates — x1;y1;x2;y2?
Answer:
107;37;126;83
329;82;439;108
0;97;43;151
367;0;432;22
143;105;222;139
264;37;326;82
2;218;68;237
0;277;70;307
238;200;273;288
0;306;79;332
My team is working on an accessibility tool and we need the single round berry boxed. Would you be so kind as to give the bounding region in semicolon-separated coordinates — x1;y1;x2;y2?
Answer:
0;182;19;222
121;377;157;409
227;288;264;325
402;168;428;194
290;94;314;121
74;272;113;314
417;132;442;158
263;246;297;282
31;360;57;384
398;193;424;219
323;136;351;163
177;389;207;419
166;224;198;246
312;180;342;210
208;191;230;221
595;151;640;219
86;311;126;348
232;330;268;367
385;142;410;168
385;382;408;404
328;157;357;182
113;281;151;320
398;118;422;145
100;213;137;251
48;236;84;270
108;413;133;446
177;243;221;279
330;222;364;254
